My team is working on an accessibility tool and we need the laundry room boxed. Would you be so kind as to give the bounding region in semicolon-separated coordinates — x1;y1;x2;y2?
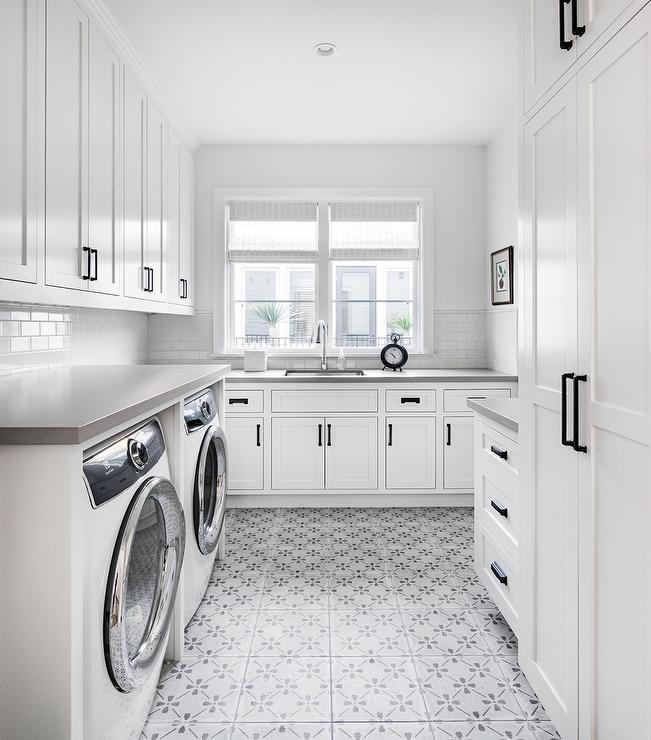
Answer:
0;1;649;739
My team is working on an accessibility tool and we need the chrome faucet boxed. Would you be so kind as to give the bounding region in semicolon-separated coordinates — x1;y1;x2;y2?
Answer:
313;320;328;370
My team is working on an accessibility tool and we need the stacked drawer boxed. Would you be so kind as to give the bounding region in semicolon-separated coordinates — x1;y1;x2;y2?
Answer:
473;412;520;635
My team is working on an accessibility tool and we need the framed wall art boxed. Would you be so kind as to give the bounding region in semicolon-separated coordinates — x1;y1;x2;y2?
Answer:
490;245;514;305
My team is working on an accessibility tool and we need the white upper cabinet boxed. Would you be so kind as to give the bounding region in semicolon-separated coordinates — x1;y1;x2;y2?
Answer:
146;100;167;301
45;0;88;291
576;0;638;53
167;127;194;305
0;0;38;284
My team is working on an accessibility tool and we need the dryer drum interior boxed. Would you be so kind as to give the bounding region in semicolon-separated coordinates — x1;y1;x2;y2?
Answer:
104;476;185;693
194;424;228;556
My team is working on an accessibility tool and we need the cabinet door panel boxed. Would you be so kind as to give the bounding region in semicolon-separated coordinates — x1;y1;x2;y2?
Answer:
45;0;88;291
443;416;474;489
227;417;264;491
325;417;377;490
385;416;436;490
179;145;194;305
87;25;119;295
167;127;181;303
123;66;146;298
0;0;37;284
146;100;167;301
577;0;636;55
271;417;324;490
577;11;651;736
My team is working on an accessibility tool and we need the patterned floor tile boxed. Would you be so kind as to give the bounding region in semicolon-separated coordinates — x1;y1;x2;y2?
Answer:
330;572;398;609
230;723;332;740
333;723;435;739
204;572;266;610
262;573;330;609
147;658;246;723
414;656;523;722
238;658;331;722
393;571;467;609
472;610;518;656
331;609;410;656
402;610;488;657
496;657;549;720
251;610;330;657
185;609;259;657
332;657;427;722
432;721;561;739
140;721;232;739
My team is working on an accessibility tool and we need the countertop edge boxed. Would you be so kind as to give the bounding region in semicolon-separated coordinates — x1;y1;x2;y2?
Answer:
0;365;231;446
467;398;519;433
226;371;519;384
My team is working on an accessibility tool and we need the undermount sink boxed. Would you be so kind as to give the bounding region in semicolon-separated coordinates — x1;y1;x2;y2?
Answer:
284;369;366;377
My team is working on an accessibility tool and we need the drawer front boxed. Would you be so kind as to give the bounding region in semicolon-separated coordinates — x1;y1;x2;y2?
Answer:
226;390;264;413
385;389;436;412
271;389;378;413
476;420;519;481
476;460;519;549
475;525;519;634
444;388;511;412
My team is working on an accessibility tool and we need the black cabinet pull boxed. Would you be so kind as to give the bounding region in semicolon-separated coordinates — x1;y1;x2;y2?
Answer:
143;266;153;292
149;267;154;292
327;423;332;447
559;0;573;50
318;423;323;447
256;423;261;447
446;423;451;446
468;396;486;400
387;423;393;447
490;561;508;586
571;0;585;36
561;372;575;447
401;397;420;404
82;246;92;280
229;398;249;405
180;277;188;299
490;445;508;461
90;248;98;281
491;499;508;518
573;374;588;453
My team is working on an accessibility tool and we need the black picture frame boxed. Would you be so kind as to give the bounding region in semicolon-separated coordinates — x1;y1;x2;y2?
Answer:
490;246;514;305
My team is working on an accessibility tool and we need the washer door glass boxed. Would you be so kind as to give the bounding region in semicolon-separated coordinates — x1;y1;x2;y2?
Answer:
194;425;228;556
105;477;185;693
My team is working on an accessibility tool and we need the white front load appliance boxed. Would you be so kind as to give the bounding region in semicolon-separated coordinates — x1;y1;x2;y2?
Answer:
82;418;185;740
182;389;228;626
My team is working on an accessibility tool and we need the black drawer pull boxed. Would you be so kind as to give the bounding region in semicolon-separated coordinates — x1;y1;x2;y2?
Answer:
256;423;261;447
490;445;508;461
229;398;249;405
490;561;508;586
318;423;323;447
82;246;92;280
468;396;486;400
401;397;421;404
387;423;393;446
446;423;451;446
327;423;332;447
491;499;508;518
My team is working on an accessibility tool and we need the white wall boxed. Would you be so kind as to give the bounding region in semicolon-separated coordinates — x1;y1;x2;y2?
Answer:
485;120;519;374
0;303;149;374
149;144;492;368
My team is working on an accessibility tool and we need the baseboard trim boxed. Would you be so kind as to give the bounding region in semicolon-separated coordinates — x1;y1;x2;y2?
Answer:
226;492;473;509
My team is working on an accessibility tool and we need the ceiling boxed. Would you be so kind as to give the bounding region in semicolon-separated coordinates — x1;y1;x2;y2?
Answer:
103;0;520;146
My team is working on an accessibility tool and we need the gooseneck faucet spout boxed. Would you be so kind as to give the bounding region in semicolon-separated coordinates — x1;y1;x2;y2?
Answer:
313;320;328;370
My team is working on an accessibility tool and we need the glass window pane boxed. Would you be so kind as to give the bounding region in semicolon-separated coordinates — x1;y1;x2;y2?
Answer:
231;302;315;350
333;301;413;349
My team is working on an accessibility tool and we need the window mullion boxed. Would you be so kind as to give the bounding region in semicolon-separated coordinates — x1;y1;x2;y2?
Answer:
316;200;330;344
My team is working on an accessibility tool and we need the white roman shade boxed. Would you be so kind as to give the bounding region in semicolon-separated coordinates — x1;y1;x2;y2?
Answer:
227;200;318;263
329;200;420;261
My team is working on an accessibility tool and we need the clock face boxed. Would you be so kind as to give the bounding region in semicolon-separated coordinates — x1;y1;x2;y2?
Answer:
381;341;408;369
385;346;403;364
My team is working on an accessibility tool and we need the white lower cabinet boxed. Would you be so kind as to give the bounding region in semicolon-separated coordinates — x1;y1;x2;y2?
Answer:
325;417;378;490
385;416;436;490
443;416;474;489
227;417;264;490
272;417;325;490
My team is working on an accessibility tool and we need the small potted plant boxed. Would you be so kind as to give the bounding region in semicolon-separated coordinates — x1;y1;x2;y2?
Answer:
249;302;299;338
388;313;412;335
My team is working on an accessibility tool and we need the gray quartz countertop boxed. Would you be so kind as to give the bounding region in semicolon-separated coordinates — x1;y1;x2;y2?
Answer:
0;364;230;445
467;397;519;433
227;368;518;383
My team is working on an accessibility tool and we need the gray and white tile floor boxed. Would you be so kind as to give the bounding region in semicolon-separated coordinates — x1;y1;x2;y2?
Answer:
141;507;559;740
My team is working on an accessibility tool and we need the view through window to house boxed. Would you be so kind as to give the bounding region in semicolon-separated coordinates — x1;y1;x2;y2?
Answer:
227;198;420;350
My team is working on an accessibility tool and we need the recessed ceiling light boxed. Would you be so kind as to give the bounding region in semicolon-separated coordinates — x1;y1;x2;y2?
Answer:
314;43;337;57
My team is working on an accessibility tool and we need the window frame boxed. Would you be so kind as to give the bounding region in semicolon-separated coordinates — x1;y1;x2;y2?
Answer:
213;187;434;356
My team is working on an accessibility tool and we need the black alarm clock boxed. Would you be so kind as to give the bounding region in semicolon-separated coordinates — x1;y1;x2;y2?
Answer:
380;333;408;371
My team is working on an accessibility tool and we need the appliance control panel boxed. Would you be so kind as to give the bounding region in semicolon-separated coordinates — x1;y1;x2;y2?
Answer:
184;388;217;432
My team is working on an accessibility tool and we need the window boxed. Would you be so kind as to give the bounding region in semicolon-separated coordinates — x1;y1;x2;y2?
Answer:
225;195;422;352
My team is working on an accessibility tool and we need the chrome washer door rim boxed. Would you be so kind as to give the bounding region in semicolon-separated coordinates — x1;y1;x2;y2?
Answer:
194;425;228;556
104;476;185;693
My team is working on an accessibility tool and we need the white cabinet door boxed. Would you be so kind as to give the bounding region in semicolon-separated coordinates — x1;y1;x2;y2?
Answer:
45;0;88;291
325;417;378;490
577;0;637;55
271;417;324;490
443;416;474;489
87;24;120;296
227;417;264;491
520;81;580;740
576;10;651;736
524;0;577;111
123;65;146;299
385;416;436;490
179;145;194;306
146;99;167;301
167;127;182;303
0;0;38;284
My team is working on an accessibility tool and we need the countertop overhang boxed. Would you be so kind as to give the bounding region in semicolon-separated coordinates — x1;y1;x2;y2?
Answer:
467;397;519;432
227;368;518;383
0;364;230;445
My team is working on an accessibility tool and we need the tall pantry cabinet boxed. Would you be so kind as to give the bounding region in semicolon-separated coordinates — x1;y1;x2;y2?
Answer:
520;4;651;739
